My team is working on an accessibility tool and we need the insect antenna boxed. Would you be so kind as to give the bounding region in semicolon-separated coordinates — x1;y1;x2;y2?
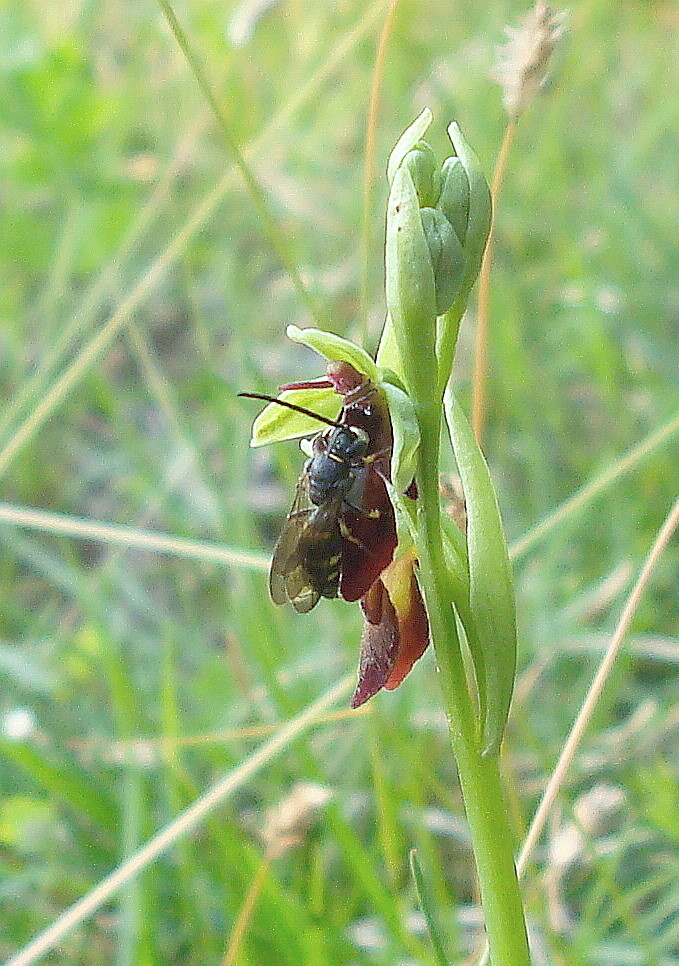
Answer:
239;392;344;429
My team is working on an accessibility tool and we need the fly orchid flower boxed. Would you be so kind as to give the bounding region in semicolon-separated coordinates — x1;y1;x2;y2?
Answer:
246;325;430;702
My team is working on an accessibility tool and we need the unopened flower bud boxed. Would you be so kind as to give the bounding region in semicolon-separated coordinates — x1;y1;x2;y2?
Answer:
420;207;464;314
437;156;470;246
401;140;440;208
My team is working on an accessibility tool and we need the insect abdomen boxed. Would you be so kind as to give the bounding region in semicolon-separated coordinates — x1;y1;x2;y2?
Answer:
302;523;343;599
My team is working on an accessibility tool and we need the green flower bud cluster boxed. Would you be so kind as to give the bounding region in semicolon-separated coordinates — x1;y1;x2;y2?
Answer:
385;109;490;321
381;109;491;409
399;139;468;315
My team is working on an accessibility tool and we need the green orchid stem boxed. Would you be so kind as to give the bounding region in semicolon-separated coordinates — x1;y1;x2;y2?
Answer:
414;405;531;966
436;302;464;401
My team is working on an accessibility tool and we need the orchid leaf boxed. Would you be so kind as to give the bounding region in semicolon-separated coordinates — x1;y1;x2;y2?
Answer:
444;387;517;756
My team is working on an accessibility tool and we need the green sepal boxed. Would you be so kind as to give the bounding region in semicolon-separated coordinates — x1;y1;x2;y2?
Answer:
437;156;470;245
402;140;440;208
446;123;492;306
386;108;433;186
420;207;465;315
286;324;379;382
250;386;340;447
381;377;420;494
385;166;438;404
444;387;517;756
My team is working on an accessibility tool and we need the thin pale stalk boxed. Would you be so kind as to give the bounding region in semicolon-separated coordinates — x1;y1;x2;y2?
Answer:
155;0;321;324
358;0;402;347
471;118;516;444
222;856;271;966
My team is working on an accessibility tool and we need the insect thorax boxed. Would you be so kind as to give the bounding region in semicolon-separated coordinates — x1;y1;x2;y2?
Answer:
307;425;369;506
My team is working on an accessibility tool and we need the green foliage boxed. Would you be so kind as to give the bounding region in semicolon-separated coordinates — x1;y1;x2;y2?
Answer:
0;0;678;964
444;389;517;756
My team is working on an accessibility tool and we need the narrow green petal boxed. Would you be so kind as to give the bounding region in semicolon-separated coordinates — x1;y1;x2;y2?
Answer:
375;313;403;383
286;325;378;381
444;387;517;756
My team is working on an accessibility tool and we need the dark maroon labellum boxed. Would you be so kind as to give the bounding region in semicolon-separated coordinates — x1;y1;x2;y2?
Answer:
244;361;429;704
255;363;398;613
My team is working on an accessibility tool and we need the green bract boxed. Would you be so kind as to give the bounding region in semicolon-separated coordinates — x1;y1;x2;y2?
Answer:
385;164;438;407
444;386;518;756
380;115;490;398
435;123;493;398
445;123;492;315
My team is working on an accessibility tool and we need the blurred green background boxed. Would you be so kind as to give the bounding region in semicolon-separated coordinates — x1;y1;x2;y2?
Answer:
1;0;678;963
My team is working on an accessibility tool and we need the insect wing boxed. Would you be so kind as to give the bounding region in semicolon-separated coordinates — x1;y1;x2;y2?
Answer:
269;477;345;613
269;478;318;610
294;501;344;609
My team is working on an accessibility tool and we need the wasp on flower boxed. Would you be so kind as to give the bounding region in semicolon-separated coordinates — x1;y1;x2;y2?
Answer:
241;327;429;707
242;110;515;749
